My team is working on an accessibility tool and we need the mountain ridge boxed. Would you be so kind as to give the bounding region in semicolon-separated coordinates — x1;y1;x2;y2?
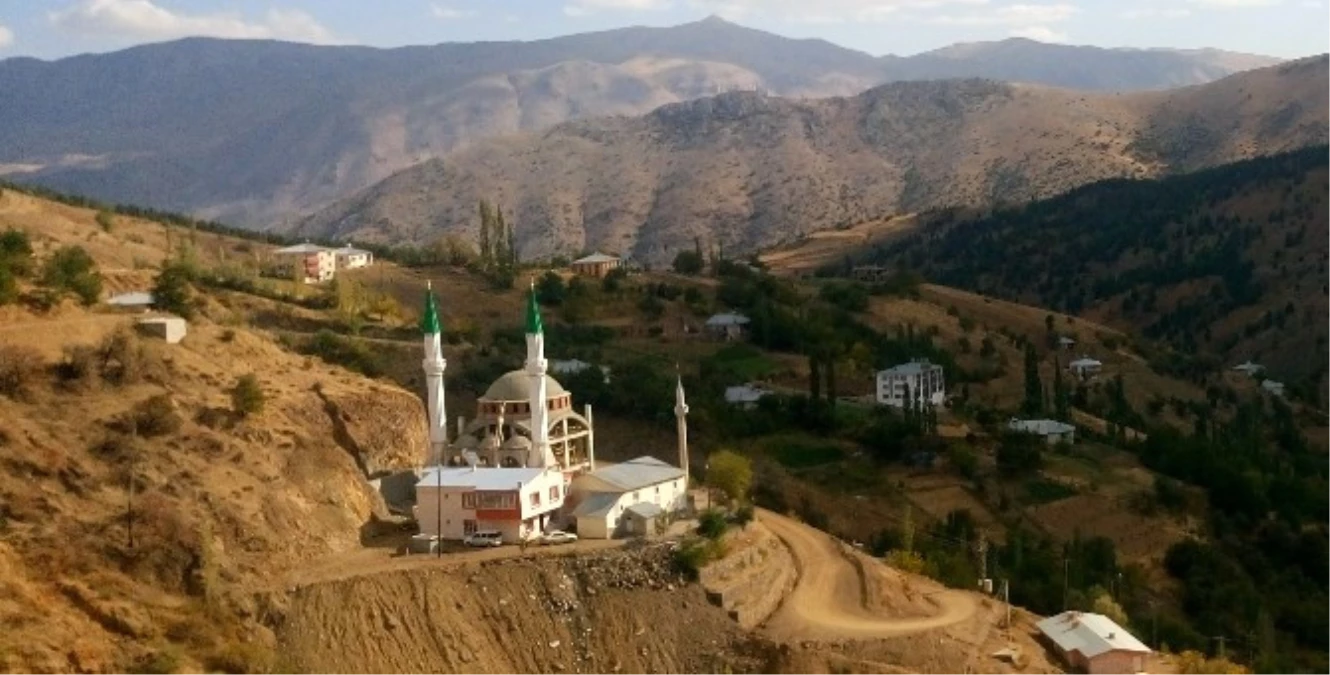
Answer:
0;17;1291;226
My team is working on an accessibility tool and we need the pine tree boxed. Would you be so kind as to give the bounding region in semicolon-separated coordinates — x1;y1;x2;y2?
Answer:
478;200;492;265
1023;342;1043;416
809;353;822;401
494;207;508;271
1054;356;1070;421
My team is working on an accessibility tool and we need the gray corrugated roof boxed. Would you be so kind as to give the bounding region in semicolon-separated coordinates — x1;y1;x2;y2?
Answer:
1036;611;1150;658
585;456;683;492
571;492;619;518
625;502;664;519
107;291;154;306
878;360;942;377
573;252;620;264
274;243;331;254
1009;418;1075;436
724;385;768;403
706;312;750;326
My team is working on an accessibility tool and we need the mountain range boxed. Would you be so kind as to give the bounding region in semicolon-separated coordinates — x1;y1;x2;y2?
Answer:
0;16;1286;228
296;55;1328;264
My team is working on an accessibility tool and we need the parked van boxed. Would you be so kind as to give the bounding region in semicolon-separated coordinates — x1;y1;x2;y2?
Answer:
463;530;504;547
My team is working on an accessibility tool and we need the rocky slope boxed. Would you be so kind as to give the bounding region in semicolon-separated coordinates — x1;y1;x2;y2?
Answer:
297;56;1328;264
1;17;1282;226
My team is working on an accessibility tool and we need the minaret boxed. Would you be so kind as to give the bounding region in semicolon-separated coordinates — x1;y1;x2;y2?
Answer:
674;371;690;482
421;281;447;467
525;281;557;469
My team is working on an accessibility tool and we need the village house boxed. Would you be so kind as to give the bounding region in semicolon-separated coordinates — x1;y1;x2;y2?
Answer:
334;244;374;270
1068;356;1103;381
1037;611;1152;674
570;252;622;279
106;291;155;312
1232;360;1265;377
1008;418;1076;445
414;464;565;542
705;312;751;341
549;358;611;383
1058;336;1077;350
135;316;187;344
568;457;687;539
272;243;336;283
1261;379;1285;397
876;359;946;409
724;384;769;409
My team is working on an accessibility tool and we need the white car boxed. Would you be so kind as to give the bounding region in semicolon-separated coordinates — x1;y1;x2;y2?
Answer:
463;530;504;547
540;531;579;546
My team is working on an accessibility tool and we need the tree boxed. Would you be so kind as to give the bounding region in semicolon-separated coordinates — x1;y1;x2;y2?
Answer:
997;431;1044;475
96;210;115;232
0;265;16;305
0;228;33;277
477;200;492;264
230;373;265;417
672;250;704;275
151;263;195;318
601;267;627;293
706;450;753;505
1091;589;1129;627
1053;356;1070;421
1022;342;1043;416
537;271;566;306
41;245;102;306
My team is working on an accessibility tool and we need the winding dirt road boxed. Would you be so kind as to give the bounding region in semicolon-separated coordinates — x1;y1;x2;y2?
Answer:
758;509;978;642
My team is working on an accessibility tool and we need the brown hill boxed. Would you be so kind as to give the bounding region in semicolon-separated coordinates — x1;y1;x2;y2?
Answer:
296;56;1328;265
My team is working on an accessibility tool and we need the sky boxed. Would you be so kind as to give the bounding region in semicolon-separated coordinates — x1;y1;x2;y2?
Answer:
0;0;1326;61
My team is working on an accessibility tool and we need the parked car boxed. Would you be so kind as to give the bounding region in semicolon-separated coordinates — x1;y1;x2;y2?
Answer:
540;531;579;546
464;530;504;547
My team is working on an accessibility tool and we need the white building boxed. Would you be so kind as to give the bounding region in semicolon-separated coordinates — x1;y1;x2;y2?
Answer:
1261;379;1285;397
106;291;154;311
1037;611;1151;675
1068;356;1103;381
1232;361;1265;377
414;464;566;542
136;316;187;344
334;244;373;270
1058;336;1077;350
876;359;945;409
570;252;621;279
1008;418;1076;445
549;358;611;383
569;457;687;539
273;243;335;283
705;312;750;341
724;384;769;409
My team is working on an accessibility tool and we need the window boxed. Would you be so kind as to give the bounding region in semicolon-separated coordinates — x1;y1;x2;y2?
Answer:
462;492;475;509
463;520;477;535
549;485;560;501
530;491;541;507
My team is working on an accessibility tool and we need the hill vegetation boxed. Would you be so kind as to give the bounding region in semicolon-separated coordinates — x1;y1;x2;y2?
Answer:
297;57;1328;264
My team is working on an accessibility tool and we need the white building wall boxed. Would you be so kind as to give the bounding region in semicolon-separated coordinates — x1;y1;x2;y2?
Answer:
570;476;687;539
876;366;946;408
415;470;565;541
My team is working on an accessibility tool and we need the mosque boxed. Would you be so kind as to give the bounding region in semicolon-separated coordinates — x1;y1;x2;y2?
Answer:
413;282;692;542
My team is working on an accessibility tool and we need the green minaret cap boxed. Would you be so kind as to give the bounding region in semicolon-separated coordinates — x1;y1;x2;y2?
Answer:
525;280;543;335
420;282;442;335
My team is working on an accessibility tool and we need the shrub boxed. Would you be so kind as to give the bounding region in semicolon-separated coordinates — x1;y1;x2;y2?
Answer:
734;504;755;529
41;245;102;305
204;642;276;674
697;509;729;540
131;645;183;674
0;345;43;400
230;373;265;418
98;330;147;386
0;265;16;305
884;549;926;574
672;250;704;275
151;263;196;319
705;450;753;504
673;537;727;581
0;228;33;276
536;271;565;306
131;394;183;437
95;210;115;232
54;344;99;390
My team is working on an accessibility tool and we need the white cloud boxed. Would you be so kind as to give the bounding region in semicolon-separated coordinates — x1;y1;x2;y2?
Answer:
430;3;477;20
1121;7;1192;18
928;3;1078;25
0;23;13;48
564;0;674;17
1188;0;1282;7
49;0;342;44
1009;25;1067;41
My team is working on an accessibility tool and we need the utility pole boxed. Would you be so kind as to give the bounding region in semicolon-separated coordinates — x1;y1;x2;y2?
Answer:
1002;579;1012;643
976;529;988;586
1062;556;1070;611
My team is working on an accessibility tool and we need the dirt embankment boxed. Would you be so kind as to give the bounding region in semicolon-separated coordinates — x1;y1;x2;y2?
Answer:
700;521;797;629
274;543;780;674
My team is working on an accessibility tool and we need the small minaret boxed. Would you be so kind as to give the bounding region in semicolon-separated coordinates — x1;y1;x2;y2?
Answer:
674;370;690;482
420;281;447;466
525;281;557;469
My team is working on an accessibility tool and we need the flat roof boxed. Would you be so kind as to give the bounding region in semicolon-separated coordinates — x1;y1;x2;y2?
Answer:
416;466;545;490
878;360;942;376
274;243;331;254
1009;418;1075;435
706;312;750;326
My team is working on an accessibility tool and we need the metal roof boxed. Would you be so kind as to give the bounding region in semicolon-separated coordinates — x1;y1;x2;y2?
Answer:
573;252;620;264
878;359;942;377
706;312;750;327
106;291;154;306
571;492;619;518
1069;358;1102;368
583;456;683;492
1009;418;1075;436
625;502;664;519
335;244;372;255
415;466;545;490
724;384;768;403
274;243;331;254
1036;611;1150;658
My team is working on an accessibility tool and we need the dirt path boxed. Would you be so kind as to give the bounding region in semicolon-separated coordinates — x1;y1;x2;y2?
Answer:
758;510;978;642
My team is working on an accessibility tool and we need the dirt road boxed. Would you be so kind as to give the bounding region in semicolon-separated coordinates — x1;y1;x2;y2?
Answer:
758;509;978;642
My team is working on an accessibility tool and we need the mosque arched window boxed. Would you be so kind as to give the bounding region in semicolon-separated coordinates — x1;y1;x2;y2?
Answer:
500;456;521;468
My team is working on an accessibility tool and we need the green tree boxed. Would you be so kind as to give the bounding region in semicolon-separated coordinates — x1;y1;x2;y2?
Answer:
230;373;266;417
672;250;704;275
537;271;566;306
0;229;33;276
41;245;102;306
477;200;493;265
601;267;627;293
1022;342;1043;416
706;450;753;505
1053;356;1070;421
151;263;195;318
997;431;1044;475
96;210;115;232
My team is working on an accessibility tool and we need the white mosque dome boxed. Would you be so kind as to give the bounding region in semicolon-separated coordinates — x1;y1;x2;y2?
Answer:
482;369;567;401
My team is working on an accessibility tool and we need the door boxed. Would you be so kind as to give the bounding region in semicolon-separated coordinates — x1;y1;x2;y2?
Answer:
463;519;477;536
